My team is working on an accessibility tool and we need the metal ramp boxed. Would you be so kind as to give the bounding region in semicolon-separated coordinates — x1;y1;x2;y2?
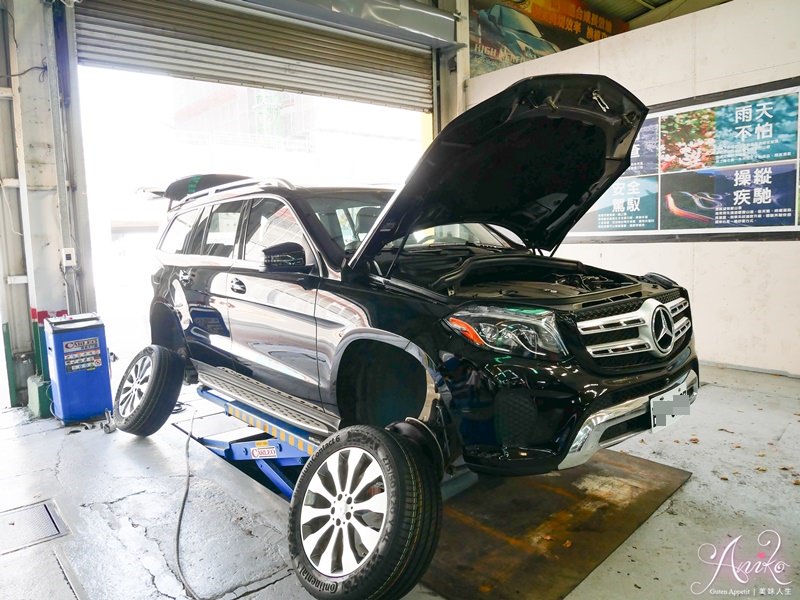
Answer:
173;385;327;498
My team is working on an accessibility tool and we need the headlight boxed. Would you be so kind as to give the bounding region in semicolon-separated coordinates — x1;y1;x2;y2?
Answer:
445;306;568;361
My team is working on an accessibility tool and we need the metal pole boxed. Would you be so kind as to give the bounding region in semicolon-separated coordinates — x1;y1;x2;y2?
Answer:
43;1;79;314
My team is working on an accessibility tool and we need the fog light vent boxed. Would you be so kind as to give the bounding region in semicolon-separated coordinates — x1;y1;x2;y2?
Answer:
494;389;539;448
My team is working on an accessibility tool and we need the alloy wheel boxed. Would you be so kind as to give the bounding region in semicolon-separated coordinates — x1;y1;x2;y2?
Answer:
299;447;388;577
117;354;153;418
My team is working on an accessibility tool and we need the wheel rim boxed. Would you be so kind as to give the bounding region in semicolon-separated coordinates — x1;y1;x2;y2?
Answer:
117;355;153;418
300;447;388;577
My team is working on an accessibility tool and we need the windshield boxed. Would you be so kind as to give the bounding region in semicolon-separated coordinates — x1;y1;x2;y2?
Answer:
305;192;522;254
306;191;521;254
389;223;514;249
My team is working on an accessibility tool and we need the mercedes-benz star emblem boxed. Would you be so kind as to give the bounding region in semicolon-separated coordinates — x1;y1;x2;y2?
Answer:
651;305;675;354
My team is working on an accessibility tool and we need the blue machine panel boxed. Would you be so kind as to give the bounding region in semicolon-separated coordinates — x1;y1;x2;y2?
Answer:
44;313;113;422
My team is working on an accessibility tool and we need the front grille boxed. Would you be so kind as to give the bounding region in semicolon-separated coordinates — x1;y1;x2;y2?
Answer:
615;374;676;402
560;290;691;373
577;290;681;322
588;350;677;370
581;326;640;347
599;413;650;445
582;371;680;423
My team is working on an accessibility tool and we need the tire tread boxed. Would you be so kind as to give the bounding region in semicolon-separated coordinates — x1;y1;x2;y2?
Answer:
113;345;184;436
288;426;435;600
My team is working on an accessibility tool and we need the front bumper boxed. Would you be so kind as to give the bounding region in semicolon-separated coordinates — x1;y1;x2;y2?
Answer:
446;337;698;475
557;368;698;469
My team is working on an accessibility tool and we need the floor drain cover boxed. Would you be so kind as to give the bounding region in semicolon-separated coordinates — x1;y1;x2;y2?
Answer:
0;500;68;555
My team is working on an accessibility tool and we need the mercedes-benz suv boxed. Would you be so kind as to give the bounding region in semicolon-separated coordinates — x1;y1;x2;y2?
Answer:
117;74;698;600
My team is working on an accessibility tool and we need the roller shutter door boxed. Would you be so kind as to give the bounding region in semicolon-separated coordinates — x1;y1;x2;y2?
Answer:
73;0;433;112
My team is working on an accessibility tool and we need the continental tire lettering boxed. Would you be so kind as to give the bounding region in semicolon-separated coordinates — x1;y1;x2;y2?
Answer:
299;566;338;592
318;434;341;453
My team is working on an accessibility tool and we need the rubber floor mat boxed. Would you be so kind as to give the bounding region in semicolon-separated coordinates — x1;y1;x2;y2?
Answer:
422;449;691;600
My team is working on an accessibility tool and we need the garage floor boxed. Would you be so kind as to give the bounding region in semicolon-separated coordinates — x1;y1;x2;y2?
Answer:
1;365;798;600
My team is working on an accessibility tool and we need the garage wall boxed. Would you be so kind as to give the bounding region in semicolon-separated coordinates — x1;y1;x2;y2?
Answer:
464;0;800;376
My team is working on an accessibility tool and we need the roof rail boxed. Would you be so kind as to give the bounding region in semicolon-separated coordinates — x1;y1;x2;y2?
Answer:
165;174;295;211
259;178;295;190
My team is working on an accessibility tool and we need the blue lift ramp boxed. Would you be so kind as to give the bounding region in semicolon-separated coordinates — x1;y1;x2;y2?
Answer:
172;385;325;499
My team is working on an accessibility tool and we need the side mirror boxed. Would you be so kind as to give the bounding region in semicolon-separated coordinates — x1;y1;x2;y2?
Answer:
262;242;308;271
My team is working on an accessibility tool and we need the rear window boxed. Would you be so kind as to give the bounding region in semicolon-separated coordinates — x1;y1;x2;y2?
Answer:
159;201;244;257
159;208;200;254
184;206;212;255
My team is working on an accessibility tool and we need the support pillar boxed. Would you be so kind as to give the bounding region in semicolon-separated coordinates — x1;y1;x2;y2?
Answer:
1;0;95;413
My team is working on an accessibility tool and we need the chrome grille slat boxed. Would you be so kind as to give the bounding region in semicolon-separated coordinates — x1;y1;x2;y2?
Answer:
665;297;689;316
589;339;651;357
578;295;692;359
674;316;691;339
577;315;646;334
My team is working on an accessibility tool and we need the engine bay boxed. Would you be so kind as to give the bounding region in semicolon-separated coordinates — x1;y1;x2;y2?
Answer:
380;248;641;303
448;267;640;303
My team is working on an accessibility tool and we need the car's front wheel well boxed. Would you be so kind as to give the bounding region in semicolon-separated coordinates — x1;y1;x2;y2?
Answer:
336;340;428;428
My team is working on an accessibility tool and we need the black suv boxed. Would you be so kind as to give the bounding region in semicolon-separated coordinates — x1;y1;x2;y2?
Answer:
114;74;697;600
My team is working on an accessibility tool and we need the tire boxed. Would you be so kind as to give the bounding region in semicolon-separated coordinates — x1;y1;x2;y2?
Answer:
113;345;184;436
381;435;442;600
288;426;439;599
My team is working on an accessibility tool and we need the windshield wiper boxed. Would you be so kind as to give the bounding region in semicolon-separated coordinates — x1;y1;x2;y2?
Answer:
418;240;507;250
464;241;506;249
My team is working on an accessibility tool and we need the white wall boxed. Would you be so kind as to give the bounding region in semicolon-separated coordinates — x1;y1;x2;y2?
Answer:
465;0;800;376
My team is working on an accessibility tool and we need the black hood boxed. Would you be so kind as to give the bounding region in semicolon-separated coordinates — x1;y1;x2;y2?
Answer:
350;74;647;267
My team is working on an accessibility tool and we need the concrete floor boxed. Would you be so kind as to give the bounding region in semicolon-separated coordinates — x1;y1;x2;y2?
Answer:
1;365;797;599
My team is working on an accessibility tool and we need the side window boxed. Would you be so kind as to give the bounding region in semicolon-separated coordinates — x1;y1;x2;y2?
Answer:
243;198;314;265
184;206;212;255
202;201;243;258
159;208;200;254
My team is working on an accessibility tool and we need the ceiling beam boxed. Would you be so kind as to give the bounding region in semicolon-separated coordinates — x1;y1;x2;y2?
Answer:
629;0;657;10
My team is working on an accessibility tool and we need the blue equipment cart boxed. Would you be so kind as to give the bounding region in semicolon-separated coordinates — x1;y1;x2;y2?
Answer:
44;313;113;422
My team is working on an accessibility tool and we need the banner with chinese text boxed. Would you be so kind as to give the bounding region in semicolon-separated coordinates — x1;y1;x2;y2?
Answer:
571;86;800;238
469;0;628;77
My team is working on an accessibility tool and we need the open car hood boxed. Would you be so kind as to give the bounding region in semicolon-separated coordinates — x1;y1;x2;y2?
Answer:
349;74;647;268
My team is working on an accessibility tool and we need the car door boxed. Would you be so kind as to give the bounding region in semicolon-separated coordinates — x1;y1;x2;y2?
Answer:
175;200;244;369
227;196;322;404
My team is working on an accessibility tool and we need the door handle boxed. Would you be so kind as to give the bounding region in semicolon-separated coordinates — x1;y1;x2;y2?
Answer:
230;278;246;294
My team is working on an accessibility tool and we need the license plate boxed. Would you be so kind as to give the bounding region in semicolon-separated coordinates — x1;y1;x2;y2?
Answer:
649;380;691;432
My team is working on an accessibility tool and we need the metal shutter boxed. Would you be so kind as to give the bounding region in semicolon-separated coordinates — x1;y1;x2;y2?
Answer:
73;0;433;112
